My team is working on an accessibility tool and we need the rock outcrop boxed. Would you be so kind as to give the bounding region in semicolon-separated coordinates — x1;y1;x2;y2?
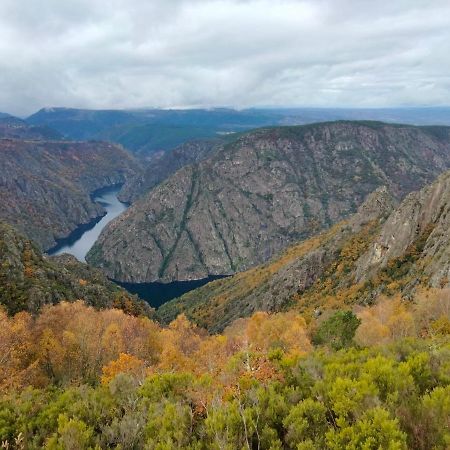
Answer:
157;169;450;331
355;170;450;287
88;121;450;283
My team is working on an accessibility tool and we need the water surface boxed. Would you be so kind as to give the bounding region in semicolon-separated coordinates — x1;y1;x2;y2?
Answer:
48;185;127;262
116;276;227;309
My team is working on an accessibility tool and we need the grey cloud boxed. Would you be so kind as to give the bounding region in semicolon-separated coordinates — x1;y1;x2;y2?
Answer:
1;0;449;115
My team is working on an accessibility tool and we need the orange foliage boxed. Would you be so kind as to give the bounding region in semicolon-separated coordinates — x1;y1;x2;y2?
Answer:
101;353;146;385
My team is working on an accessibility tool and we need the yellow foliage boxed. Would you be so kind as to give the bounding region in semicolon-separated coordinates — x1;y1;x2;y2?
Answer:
101;353;146;385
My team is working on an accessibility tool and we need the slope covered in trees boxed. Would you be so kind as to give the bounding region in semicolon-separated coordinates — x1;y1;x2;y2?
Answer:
88;121;450;283
0;221;151;317
0;138;138;249
0;291;448;449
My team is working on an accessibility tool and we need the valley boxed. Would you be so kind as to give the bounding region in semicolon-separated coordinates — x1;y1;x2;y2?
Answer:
87;121;450;285
1;110;450;449
3;2;450;446
47;185;128;263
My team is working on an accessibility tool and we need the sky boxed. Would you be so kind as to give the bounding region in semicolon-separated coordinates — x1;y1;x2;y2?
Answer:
1;0;450;116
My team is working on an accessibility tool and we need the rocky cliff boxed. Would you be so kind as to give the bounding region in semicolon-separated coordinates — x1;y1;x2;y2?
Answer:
88;121;450;283
156;187;396;331
0;139;138;249
119;139;223;203
0;221;152;316
157;169;450;331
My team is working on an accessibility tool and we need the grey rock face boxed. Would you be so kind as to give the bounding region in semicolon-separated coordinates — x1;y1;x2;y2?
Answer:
156;186;396;331
119;139;223;203
88;122;450;283
356;170;450;287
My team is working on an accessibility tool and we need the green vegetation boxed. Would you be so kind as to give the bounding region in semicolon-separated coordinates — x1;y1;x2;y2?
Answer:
312;311;361;350
0;222;151;317
0;287;448;448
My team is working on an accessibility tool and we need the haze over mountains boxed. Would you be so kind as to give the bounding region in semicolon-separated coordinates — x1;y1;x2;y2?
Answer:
13;106;450;157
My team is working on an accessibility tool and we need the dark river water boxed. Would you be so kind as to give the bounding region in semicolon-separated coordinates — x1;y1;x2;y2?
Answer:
47;185;128;262
47;185;224;307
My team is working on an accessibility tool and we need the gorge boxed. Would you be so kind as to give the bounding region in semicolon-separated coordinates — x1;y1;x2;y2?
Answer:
47;185;128;262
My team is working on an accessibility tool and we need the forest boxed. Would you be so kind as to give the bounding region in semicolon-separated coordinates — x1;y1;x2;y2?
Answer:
0;288;449;449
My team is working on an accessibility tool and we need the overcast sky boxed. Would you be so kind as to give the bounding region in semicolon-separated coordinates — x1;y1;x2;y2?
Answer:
1;0;450;116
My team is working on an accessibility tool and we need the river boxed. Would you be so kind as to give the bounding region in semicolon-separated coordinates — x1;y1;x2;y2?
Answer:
47;185;128;262
47;185;225;307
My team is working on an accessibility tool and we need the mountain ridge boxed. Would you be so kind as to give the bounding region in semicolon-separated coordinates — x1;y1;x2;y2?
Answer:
88;121;450;283
157;169;450;331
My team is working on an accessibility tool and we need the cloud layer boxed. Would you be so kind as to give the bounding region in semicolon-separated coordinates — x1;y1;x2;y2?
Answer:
1;0;450;115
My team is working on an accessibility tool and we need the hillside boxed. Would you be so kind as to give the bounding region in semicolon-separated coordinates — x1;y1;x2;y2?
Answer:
119;139;224;203
88;121;450;283
26;107;280;155
0;221;152;316
0;139;138;249
0;116;62;140
157;169;450;331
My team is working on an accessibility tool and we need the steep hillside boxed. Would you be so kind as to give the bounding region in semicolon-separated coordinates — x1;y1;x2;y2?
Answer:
0;221;152;316
0;116;62;140
157;169;450;331
119;139;224;203
0;139;138;249
88;121;450;283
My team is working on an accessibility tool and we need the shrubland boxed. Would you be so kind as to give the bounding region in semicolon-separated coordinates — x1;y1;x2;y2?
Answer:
0;288;449;449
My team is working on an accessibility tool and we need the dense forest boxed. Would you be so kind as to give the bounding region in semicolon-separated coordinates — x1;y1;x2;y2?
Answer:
0;287;449;449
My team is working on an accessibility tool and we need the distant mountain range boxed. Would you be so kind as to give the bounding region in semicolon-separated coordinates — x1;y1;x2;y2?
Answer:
23;106;450;157
87;121;450;284
0;116;62;140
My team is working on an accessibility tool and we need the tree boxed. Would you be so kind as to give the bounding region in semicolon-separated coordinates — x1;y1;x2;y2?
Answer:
101;353;146;385
326;407;407;450
313;311;360;350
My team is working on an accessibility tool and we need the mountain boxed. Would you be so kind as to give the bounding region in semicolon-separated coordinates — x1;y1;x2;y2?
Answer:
87;121;450;284
156;187;396;330
0;139;138;249
25;108;279;156
0;221;152;316
0;116;62;140
26;108;139;141
119;139;224;203
26;107;450;158
157;169;450;331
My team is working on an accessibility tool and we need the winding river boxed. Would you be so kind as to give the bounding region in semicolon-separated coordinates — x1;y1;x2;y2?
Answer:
47;185;128;262
47;185;224;307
